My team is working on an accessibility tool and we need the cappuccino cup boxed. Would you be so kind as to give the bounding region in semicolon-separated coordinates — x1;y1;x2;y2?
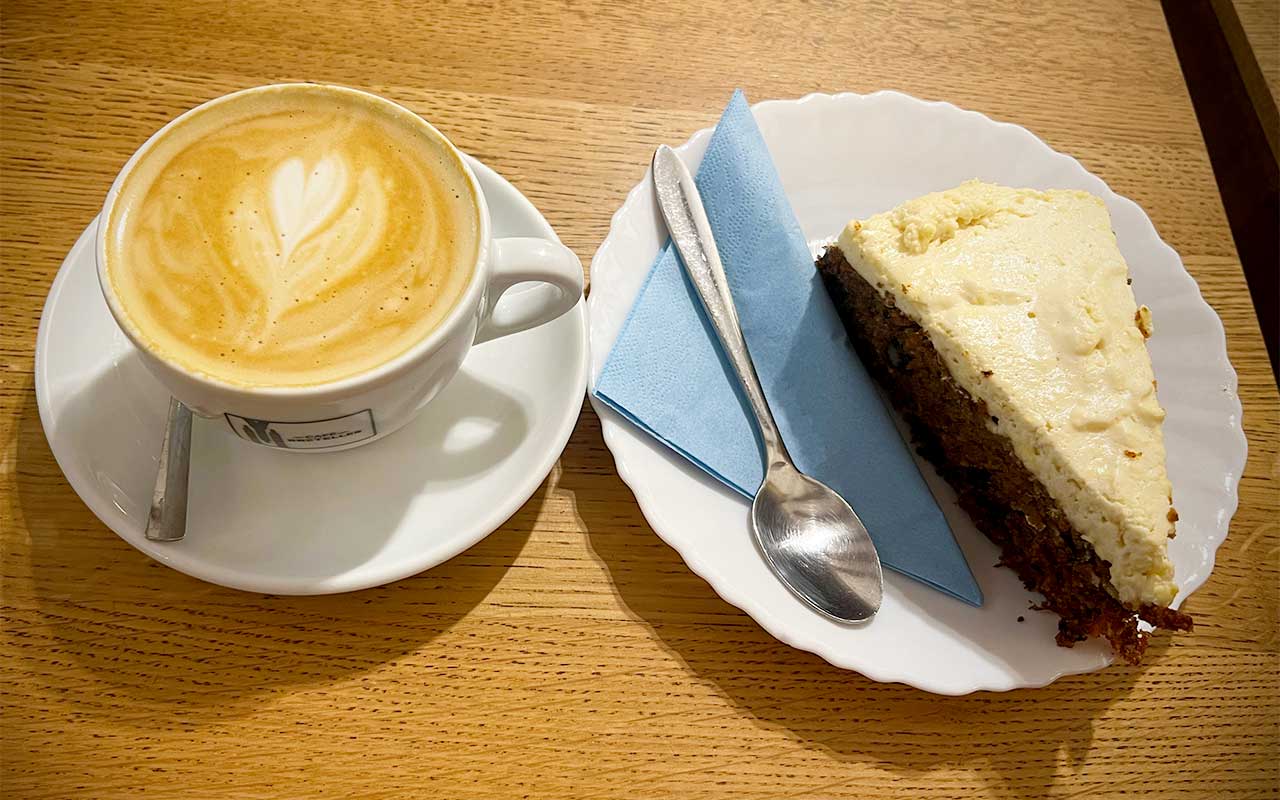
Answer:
97;84;582;451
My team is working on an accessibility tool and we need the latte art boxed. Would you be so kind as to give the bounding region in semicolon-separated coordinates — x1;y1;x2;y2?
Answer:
106;86;479;387
230;153;390;354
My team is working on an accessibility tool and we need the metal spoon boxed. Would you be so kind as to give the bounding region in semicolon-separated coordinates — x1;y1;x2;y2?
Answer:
651;145;883;622
144;397;192;542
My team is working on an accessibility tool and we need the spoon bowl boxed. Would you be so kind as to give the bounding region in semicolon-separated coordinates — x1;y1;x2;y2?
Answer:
753;461;884;621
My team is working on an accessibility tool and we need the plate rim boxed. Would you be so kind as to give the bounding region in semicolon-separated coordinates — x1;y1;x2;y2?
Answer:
584;89;1247;693
34;155;589;596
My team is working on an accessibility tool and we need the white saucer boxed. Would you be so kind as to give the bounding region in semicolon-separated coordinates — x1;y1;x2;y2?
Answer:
587;92;1246;694
35;157;587;595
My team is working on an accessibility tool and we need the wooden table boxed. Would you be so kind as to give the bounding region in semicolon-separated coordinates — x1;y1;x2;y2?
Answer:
3;2;1277;797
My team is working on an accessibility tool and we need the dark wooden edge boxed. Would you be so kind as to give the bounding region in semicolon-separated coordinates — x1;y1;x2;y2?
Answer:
1163;0;1279;379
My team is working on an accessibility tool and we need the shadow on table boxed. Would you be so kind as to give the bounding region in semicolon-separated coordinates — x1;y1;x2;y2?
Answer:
12;376;538;723
565;409;1162;800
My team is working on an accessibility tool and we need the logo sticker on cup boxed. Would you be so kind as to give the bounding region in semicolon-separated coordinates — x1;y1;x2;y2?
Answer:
225;410;377;449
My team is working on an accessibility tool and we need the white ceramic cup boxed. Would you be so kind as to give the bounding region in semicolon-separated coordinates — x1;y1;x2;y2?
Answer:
96;84;583;452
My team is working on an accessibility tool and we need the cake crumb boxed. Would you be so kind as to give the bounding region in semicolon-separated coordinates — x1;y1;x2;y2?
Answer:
1135;305;1154;338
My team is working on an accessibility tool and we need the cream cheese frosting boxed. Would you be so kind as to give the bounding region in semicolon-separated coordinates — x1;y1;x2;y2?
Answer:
836;180;1177;607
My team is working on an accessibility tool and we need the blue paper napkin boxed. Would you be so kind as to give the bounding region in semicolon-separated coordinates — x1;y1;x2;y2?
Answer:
594;91;981;606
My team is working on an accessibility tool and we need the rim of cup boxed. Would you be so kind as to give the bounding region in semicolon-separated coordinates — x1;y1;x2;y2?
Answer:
95;82;493;400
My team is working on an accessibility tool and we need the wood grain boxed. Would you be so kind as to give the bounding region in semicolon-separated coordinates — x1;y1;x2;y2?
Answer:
2;1;1277;798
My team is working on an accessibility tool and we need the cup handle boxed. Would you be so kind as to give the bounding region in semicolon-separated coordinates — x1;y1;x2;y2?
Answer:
474;238;583;345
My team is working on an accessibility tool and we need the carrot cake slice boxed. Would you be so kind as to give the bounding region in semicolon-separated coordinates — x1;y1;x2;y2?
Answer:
816;180;1191;662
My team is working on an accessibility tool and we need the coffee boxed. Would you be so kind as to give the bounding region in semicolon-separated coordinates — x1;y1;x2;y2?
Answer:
104;85;479;387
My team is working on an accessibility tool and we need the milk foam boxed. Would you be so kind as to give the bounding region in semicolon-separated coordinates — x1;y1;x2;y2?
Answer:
106;86;478;387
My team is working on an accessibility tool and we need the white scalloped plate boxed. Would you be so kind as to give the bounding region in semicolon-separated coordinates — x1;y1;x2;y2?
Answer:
585;91;1246;694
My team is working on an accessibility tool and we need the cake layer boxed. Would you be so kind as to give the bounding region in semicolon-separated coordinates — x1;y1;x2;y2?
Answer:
834;181;1177;608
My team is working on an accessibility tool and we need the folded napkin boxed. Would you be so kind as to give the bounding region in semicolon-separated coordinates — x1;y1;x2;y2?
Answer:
594;91;981;606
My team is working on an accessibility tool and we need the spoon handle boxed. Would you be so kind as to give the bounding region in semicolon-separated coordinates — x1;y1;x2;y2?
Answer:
145;398;192;542
651;145;789;468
